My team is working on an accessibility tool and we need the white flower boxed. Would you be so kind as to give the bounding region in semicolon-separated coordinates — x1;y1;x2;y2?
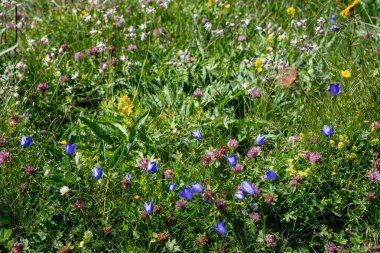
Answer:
204;22;212;31
60;186;70;196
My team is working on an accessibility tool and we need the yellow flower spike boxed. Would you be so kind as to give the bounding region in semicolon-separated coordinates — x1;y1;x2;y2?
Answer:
340;70;351;78
286;7;296;17
60;140;67;145
340;0;360;17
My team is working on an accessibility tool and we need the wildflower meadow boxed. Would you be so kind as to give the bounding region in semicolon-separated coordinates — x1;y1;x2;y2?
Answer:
1;0;380;252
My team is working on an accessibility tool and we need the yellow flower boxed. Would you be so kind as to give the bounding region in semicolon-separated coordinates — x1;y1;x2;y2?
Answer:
340;0;360;17
337;142;345;149
340;70;351;78
60;140;67;145
330;140;335;147
370;139;379;146
286;7;296;17
254;58;263;73
118;95;133;117
206;0;213;8
80;10;88;18
286;167;296;175
79;241;84;248
134;195;141;200
223;4;230;9
298;171;308;178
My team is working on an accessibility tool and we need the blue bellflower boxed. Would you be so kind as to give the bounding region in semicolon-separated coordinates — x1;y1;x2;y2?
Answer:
65;143;77;156
329;83;341;96
92;167;103;179
330;25;339;31
20;136;33;148
255;134;267;146
125;173;132;181
147;160;159;173
264;168;278;180
226;154;237;167
239;181;255;195
178;186;194;200
190;181;204;193
234;191;245;200
144;202;154;215
169;182;176;191
192;130;203;140
214;221;227;235
321;125;333;137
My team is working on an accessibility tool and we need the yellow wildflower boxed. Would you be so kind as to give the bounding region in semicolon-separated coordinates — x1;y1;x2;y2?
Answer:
80;10;88;18
340;0;360;17
206;0;213;8
286;167;296;175
79;241;85;248
337;142;345;149
370;139;379;146
330;140;335;147
286;7;296;17
254;58;263;74
340;70;351;78
223;4;230;9
118;95;133;117
298;171;308;178
134;195;141;200
60;140;67;145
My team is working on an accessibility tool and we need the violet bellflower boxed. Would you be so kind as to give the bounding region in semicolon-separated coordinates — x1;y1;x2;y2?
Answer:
321;125;333;137
147;160;159;173
20;135;33;148
226;154;237;167
91;167;103;179
264;168;278;180
125;173;132;181
144;202;154;215
192;130;203;140
239;181;255;195
178;186;194;200
255;134;267;146
235;190;245;200
190;181;204;193
328;83;341;96
214;221;227;235
65;142;77;156
168;182;176;191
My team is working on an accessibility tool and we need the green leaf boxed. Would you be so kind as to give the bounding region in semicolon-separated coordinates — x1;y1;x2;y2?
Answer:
112;123;129;139
108;145;124;168
79;117;114;144
129;111;150;143
0;229;12;243
0;44;18;57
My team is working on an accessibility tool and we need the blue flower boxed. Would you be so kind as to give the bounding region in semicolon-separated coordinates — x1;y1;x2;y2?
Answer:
234;191;245;200
190;181;204;193
239;181;255;195
330;13;337;23
330;25;339;31
147;160;159;173
91;167;103;179
144;202;154;215
264;168;278;180
214;221;227;235
321;125;333;137
20;135;33;148
329;83;341;96
192;130;203;140
169;182;176;191
184;138;189;143
178;186;194;200
255;134;267;146
65;142;77;156
125;173;132;181
226;154;237;167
